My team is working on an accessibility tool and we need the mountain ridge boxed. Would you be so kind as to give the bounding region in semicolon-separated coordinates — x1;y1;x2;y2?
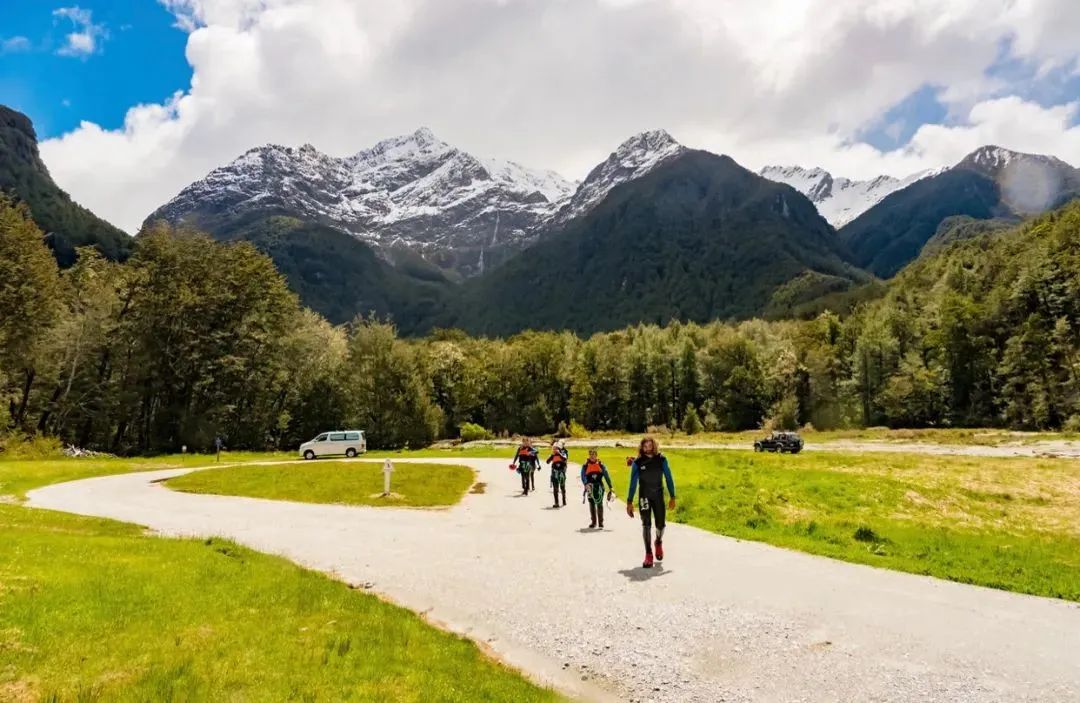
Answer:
0;105;131;266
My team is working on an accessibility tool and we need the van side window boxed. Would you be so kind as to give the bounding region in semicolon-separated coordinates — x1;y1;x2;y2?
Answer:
330;433;347;441
345;432;360;441
315;433;329;442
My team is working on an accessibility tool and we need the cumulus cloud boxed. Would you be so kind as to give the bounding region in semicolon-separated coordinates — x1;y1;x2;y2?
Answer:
53;6;108;58
1;36;32;54
39;0;1080;232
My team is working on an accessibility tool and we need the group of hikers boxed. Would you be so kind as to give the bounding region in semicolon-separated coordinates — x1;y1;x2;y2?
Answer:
510;436;676;569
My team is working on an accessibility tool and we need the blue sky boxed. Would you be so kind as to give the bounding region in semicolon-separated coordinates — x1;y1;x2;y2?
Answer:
0;1;190;138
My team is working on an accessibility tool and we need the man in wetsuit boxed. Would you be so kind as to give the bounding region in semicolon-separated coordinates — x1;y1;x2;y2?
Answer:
546;440;569;508
625;436;676;568
581;449;614;529
509;437;540;495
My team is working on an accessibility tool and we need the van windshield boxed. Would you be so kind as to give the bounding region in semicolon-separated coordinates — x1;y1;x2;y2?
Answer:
315;433;328;442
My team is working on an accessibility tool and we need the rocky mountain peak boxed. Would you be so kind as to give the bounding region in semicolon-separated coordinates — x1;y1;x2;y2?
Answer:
553;129;687;223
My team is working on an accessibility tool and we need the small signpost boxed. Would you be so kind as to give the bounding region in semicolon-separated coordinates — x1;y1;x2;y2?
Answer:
383;459;394;496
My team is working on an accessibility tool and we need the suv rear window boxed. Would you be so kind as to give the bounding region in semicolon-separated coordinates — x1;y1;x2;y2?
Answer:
345;432;360;441
329;433;347;441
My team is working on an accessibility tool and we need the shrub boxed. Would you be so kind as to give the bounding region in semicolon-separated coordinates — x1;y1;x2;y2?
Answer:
555;421;571;438
1063;415;1080;434
681;404;703;435
568;420;589;438
459;422;494;442
0;433;63;459
767;394;800;431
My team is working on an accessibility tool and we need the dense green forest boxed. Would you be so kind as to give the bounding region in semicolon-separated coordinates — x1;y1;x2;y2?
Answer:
4;194;1080;453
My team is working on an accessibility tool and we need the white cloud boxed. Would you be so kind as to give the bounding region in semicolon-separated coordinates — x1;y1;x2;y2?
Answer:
53;6;108;58
1;36;32;54
38;0;1080;232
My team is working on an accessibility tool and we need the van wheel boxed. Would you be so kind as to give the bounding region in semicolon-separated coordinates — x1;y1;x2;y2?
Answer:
304;450;315;460
345;448;357;458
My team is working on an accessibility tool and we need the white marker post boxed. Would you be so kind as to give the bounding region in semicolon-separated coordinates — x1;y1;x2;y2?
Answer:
383;459;394;497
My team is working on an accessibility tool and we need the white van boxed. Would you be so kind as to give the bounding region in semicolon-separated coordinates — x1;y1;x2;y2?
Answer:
299;430;367;460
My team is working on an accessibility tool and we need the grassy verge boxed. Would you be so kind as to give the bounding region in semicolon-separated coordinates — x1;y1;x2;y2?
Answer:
378;446;1080;601
167;461;475;507
0;504;559;702
0;456;558;701
0;451;292;499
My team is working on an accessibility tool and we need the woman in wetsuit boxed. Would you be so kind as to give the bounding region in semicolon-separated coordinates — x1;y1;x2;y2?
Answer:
625;437;676;568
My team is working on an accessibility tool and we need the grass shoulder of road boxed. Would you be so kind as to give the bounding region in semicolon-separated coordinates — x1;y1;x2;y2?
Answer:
167;460;475;507
398;445;1080;601
0;503;560;703
0;451;291;499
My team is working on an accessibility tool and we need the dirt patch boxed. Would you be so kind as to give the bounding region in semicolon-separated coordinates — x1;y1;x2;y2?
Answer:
470;482;487;494
0;679;39;703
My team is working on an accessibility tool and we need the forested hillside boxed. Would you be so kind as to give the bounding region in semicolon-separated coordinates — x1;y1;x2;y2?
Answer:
0;106;131;266
5;196;1080;454
450;150;866;334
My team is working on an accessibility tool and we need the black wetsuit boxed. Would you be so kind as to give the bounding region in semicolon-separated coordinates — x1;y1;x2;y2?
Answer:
627;453;676;555
512;446;540;494
581;459;613;528
547;448;568;506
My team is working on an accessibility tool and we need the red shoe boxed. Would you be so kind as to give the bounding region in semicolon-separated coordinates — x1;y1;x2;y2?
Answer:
642;552;654;569
654;540;664;562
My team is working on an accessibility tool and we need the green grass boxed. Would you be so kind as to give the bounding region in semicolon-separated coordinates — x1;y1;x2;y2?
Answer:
0;451;291;499
167;461;475;508
0;504;559;702
377;446;1080;601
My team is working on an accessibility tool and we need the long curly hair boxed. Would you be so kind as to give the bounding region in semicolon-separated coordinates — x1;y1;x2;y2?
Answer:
639;436;659;456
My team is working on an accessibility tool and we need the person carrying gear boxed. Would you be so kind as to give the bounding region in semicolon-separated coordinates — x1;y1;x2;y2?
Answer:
546;440;569;508
580;448;614;529
509;437;541;496
625;436;676;568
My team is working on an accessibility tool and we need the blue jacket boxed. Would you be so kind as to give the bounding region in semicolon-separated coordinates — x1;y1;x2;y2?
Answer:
626;454;675;502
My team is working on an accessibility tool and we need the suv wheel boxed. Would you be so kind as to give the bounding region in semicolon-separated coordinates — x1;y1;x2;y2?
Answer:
304;450;315;460
345;448;357;458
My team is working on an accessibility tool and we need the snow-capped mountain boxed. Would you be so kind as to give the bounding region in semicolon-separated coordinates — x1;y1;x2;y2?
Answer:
957;145;1080;215
759;165;940;228
147;127;689;277
147;128;577;277
553;129;686;224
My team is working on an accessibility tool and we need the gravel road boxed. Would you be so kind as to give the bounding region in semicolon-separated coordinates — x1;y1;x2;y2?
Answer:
27;459;1080;703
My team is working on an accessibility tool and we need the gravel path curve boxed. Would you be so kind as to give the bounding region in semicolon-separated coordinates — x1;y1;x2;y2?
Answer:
27;459;1080;703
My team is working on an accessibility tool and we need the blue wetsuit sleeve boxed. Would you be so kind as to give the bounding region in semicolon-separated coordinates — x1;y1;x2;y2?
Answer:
580;465;587;485
626;461;640;502
662;457;676;498
602;465;613;491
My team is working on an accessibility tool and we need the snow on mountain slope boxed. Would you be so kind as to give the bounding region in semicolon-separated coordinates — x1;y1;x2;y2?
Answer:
760;165;941;228
147;128;578;277
148;128;692;277
553;129;686;224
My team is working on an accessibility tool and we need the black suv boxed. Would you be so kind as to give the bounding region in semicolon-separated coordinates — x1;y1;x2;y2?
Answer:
753;431;804;454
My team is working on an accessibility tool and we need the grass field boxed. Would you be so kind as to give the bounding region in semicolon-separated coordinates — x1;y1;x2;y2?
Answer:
0;457;559;702
580;448;1080;601
367;445;1080;600
0;451;290;498
168;461;475;507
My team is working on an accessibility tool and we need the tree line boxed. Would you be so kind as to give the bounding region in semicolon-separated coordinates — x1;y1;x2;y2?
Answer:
4;195;1080;454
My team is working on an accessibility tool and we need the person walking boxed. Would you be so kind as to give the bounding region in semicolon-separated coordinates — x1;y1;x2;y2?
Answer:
546;440;569;508
625;437;676;568
581;449;614;529
509;437;541;496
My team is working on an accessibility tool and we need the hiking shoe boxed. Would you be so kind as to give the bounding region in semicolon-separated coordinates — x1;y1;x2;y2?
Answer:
654;540;664;561
642;552;654;569
589;522;597;529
